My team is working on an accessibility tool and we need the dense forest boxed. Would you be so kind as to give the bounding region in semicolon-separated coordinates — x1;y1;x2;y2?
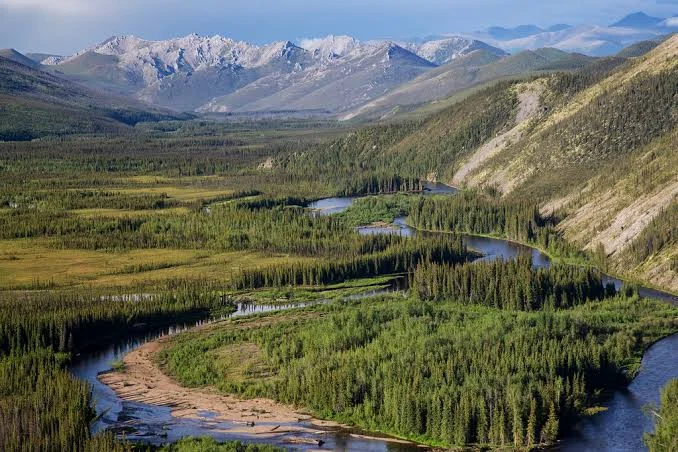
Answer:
412;254;615;309
0;285;233;451
409;191;587;262
230;235;473;289
160;294;678;449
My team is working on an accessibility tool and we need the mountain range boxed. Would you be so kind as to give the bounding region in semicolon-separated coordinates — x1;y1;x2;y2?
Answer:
1;11;676;118
466;11;677;56
31;34;504;114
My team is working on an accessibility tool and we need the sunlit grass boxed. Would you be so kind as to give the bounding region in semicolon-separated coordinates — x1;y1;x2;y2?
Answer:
111;186;236;202
0;238;313;290
71;207;192;218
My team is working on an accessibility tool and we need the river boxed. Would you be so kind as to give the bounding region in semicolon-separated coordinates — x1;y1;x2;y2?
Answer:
71;302;421;451
74;185;677;450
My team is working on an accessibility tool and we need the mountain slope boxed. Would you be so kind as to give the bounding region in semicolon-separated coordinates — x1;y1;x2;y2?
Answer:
0;56;187;140
342;48;594;121
198;42;436;114
615;38;661;58
0;49;41;69
452;36;678;291
282;35;678;291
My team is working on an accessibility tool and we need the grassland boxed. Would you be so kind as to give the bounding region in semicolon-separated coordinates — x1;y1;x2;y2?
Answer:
0;238;313;290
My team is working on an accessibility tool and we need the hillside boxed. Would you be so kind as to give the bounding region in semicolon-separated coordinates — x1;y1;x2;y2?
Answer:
0;49;41;69
0;53;188;140
283;35;678;292
342;47;594;121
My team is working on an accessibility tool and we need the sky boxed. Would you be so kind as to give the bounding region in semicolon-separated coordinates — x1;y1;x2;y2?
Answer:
1;0;677;55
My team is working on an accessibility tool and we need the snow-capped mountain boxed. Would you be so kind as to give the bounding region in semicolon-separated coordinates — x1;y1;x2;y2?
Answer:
400;37;507;65
199;40;437;114
468;12;677;56
41;33;493;113
298;35;360;60
44;34;309;85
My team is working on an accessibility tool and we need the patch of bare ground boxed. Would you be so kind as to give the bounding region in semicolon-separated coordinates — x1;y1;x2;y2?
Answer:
99;311;334;430
540;192;579;217
98;338;332;435
98;314;422;448
360;221;399;229
257;157;274;170
453;80;545;190
589;182;677;256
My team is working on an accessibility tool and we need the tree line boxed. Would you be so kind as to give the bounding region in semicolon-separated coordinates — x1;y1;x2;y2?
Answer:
412;254;615;309
230;235;473;289
409;191;587;262
0;283;232;451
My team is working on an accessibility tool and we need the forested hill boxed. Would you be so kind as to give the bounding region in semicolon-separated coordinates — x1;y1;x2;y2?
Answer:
0;54;189;141
280;35;678;292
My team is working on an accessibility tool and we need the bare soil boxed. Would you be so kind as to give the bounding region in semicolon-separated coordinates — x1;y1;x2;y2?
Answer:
98;338;338;435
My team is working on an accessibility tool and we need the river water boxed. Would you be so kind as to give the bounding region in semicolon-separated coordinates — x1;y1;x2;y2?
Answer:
74;185;677;450
72;302;420;451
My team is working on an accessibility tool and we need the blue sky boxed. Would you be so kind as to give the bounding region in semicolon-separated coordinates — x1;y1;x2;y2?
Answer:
1;0;676;54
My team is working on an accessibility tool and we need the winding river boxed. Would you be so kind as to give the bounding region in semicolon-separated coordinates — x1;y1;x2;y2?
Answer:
73;184;677;451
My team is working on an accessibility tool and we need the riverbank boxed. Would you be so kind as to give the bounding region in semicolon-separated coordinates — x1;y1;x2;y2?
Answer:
405;220;678;302
99;339;327;434
97;323;425;449
88;191;677;450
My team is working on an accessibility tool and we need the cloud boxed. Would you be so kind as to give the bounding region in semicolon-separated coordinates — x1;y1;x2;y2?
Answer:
0;0;102;14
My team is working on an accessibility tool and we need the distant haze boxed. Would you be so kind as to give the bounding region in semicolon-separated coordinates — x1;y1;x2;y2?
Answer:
0;0;676;54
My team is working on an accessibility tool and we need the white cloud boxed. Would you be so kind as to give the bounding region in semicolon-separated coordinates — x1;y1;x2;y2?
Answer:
0;0;106;15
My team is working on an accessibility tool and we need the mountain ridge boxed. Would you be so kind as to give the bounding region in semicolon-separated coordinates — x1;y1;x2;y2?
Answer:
40;33;497;114
281;34;678;291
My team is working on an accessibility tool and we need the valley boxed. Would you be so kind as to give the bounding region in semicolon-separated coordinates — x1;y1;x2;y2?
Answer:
0;8;677;452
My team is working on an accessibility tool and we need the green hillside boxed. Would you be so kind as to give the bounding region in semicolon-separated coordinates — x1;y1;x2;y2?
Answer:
0;54;190;140
283;35;678;292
